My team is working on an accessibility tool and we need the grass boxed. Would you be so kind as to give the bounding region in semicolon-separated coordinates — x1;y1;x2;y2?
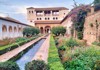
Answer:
48;35;64;70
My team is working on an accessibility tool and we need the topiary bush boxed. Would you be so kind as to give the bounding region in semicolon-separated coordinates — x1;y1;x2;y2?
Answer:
0;61;20;70
23;27;40;37
25;60;50;70
51;26;66;36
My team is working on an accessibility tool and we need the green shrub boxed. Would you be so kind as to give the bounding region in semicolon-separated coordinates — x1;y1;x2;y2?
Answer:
58;45;66;51
51;26;66;36
66;38;79;47
23;27;40;37
25;60;50;70
77;32;83;40
16;37;27;42
0;61;20;70
94;60;100;70
63;46;100;70
48;36;64;70
92;41;100;46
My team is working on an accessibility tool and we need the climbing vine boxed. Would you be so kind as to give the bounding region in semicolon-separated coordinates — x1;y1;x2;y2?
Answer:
74;9;87;39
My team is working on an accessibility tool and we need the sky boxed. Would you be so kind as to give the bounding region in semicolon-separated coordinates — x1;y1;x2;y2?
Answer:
0;0;94;24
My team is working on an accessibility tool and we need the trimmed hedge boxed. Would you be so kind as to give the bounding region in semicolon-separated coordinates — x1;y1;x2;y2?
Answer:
0;36;39;55
25;60;50;70
0;61;20;70
48;35;64;70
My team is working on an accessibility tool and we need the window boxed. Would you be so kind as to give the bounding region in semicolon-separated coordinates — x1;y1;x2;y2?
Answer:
2;25;7;32
56;17;58;20
53;17;55;20
37;18;39;20
32;11;33;13
18;27;22;32
40;18;42;20
45;18;47;20
30;20;32;22
14;27;17;32
29;11;31;13
9;26;12;32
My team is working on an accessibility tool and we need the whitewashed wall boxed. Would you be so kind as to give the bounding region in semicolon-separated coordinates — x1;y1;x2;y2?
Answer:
62;17;73;35
0;19;28;40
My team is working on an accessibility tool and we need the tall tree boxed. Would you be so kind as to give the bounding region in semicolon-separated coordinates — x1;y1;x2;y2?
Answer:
94;0;100;5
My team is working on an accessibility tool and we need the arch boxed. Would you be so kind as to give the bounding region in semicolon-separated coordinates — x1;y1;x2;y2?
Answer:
40;27;43;34
9;26;12;32
2;25;7;32
45;26;51;33
18;27;22;32
14;27;17;32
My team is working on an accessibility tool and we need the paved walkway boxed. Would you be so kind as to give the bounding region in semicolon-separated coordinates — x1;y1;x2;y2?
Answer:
0;36;44;62
32;35;50;63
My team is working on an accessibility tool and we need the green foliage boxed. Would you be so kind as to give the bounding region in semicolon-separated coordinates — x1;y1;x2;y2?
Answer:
23;27;40;37
0;61;20;70
94;60;100;70
77;32;83;40
66;38;79;47
0;36;39;55
58;45;66;51
48;36;64;70
63;46;100;70
92;41;100;46
16;37;27;42
94;0;100;5
74;9;87;40
51;26;66;36
25;60;50;70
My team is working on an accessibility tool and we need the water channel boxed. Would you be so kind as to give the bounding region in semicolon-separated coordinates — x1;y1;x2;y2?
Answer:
16;38;46;70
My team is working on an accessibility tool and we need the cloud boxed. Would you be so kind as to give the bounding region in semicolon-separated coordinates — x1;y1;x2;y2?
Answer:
0;12;8;17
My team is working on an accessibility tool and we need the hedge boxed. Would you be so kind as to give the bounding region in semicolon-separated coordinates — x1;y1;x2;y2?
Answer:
48;35;64;70
25;60;50;70
0;61;20;70
0;36;39;55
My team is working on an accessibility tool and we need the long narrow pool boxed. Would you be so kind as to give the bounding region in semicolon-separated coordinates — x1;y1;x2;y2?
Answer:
16;39;45;70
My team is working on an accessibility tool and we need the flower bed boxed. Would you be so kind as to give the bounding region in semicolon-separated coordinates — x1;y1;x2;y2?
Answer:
48;35;64;70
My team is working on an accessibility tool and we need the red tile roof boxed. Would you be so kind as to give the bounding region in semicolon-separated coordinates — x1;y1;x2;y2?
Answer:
27;7;69;11
0;16;31;26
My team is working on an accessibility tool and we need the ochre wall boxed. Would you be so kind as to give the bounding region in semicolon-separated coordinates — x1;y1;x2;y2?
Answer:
83;10;100;45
